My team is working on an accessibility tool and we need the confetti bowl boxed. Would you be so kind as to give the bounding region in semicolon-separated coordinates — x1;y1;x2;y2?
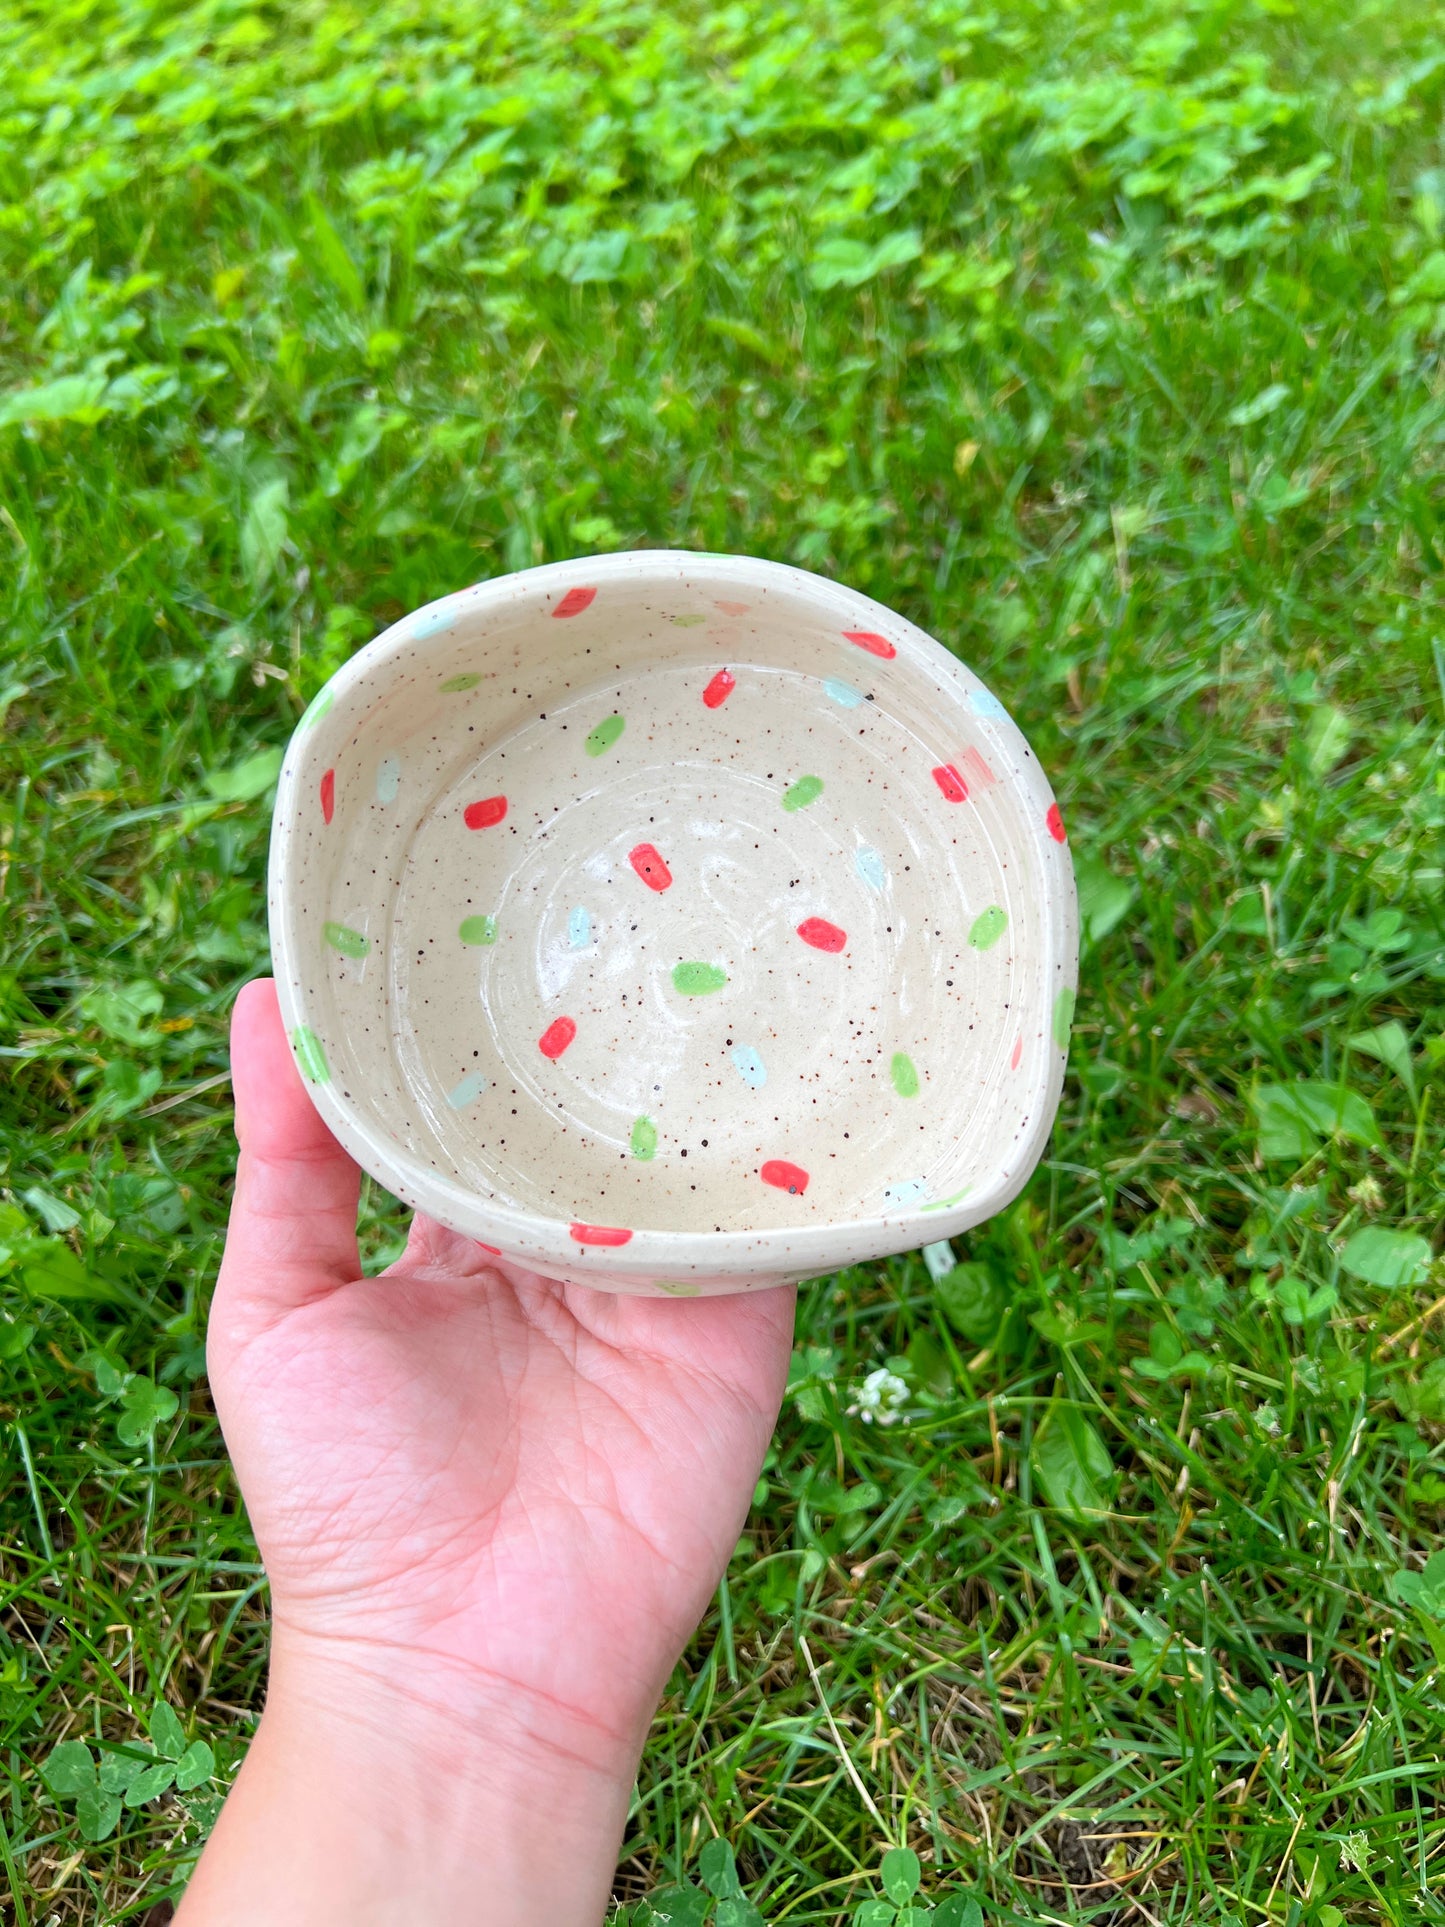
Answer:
268;552;1077;1296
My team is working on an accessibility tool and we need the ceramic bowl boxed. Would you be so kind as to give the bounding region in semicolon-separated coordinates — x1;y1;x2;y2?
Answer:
268;551;1077;1296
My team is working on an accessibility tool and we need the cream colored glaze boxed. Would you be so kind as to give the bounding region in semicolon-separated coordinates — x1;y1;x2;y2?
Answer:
269;553;1077;1294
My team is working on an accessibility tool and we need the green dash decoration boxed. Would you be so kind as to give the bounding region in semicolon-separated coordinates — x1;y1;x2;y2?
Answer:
782;774;824;811
969;905;1008;950
631;1116;658;1160
459;914;498;945
585;714;625;756
1053;984;1076;1048
891;1052;920;1097
323;921;369;958
292;1025;330;1083
672;962;727;995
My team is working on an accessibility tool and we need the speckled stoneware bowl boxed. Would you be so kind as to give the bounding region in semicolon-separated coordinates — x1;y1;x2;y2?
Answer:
268;551;1077;1296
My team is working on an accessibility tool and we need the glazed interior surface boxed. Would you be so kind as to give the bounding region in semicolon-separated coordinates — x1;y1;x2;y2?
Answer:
283;571;1063;1235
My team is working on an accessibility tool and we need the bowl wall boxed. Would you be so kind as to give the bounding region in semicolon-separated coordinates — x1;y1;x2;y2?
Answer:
269;552;1077;1294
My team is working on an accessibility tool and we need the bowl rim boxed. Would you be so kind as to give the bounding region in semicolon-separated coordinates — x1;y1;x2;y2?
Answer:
269;549;1077;1281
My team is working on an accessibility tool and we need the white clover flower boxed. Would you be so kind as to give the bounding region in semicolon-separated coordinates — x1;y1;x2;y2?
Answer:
848;1367;910;1426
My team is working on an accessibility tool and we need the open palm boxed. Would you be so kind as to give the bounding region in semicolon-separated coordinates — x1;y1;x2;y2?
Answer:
207;980;795;1771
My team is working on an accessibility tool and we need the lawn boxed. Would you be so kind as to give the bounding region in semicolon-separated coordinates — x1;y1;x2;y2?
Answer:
2;0;1444;1920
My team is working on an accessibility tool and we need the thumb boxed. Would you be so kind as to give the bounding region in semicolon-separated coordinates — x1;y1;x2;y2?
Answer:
213;977;361;1327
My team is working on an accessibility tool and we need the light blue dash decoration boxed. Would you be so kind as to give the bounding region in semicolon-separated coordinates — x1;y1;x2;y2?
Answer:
824;677;864;708
411;601;458;640
883;1179;928;1209
375;754;401;804
969;686;1007;720
731;1044;767;1089
568;906;591;949
855;847;886;892
446;1071;489;1108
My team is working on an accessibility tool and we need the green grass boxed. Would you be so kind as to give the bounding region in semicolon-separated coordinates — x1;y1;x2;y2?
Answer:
2;0;1445;1919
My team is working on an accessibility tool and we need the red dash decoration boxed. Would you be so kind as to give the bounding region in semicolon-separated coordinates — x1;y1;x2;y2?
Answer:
570;1223;633;1246
320;768;335;825
932;764;968;803
797;917;846;953
629;842;673;891
714;598;750;616
1046;802;1066;843
1010;1035;1023;1071
702;668;735;709
464;795;508;829
477;1243;502;1256
553;586;597;619
760;1159;810;1195
538;1016;577;1059
960;746;997;789
843;630;897;660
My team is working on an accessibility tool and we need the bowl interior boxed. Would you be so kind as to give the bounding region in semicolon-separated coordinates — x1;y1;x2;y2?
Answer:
272;557;1072;1244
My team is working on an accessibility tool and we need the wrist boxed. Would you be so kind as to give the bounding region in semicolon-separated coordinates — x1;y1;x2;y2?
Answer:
178;1636;643;1926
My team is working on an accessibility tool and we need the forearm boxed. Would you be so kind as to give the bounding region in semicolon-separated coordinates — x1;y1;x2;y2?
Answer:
175;1642;642;1927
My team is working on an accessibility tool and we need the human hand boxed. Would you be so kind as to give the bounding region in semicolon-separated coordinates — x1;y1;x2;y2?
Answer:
178;978;795;1926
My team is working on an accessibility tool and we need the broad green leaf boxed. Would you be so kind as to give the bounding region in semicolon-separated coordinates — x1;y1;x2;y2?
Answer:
934;1263;1006;1344
1303;703;1352;776
1349;1021;1417;1103
807;1475;882;1517
1074;855;1136;944
704;315;784;365
0;1319;35;1359
172;1739;215;1791
1395;249;1445;304
1396;1357;1445;1423
1032;1402;1115;1521
1339;1227;1432;1289
564;229;635;284
124;1761;176;1806
0;373;109;427
88;1350;131;1397
809;230;922;289
881;1847;922;1901
150;1699;187;1762
1390;1550;1445;1617
81;979;164;1047
933;1900;985;1927
714;1902;766;1927
240;477;290;585
1227;382;1290;426
1342;908;1411;953
206;747;283;802
1078;1059;1125;1098
118;1379;181;1447
1135;1322;1182;1378
75;1786;123;1841
1251;1082;1381;1161
305;193;367;312
644;1888;710;1927
98;1059;164;1115
853;1904;897;1927
43;1740;97;1797
22;1185;81;1233
98;1749;149;1793
22;1241;124;1305
699;1839;743;1899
